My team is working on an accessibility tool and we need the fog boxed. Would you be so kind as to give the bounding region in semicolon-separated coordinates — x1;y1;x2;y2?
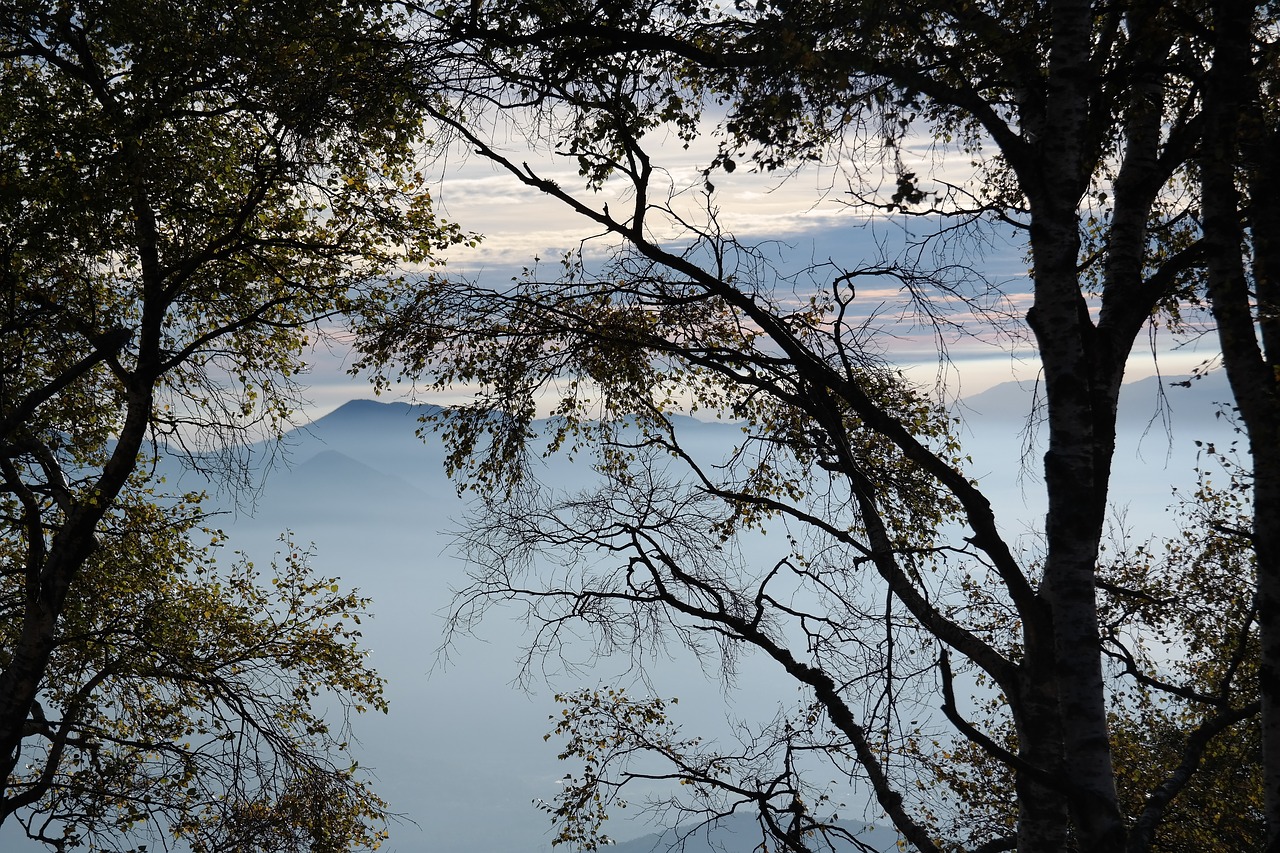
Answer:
196;372;1236;852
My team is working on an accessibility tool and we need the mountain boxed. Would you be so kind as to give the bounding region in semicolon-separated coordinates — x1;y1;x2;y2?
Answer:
258;449;432;522
958;369;1235;429
277;399;449;483
609;813;900;853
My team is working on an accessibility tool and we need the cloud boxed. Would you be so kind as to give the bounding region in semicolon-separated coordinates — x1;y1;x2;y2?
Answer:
309;132;1203;423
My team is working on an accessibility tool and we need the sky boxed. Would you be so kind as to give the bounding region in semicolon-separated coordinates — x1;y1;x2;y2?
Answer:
0;116;1229;853
184;124;1245;853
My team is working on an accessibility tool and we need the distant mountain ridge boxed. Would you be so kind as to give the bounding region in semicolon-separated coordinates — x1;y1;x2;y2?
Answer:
958;370;1234;424
236;369;1230;526
311;370;1232;435
607;812;900;853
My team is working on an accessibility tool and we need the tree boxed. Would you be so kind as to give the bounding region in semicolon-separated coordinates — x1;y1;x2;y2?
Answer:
0;0;458;846
1193;0;1280;832
918;444;1262;850
359;0;1271;850
8;516;390;853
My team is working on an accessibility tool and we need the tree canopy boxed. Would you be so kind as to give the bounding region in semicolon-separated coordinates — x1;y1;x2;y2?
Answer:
0;0;459;847
355;0;1277;850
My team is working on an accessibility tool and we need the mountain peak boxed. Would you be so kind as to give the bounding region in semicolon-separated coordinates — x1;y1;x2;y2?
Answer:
305;398;444;431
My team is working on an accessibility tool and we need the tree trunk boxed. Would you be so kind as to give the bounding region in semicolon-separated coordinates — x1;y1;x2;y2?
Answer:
0;389;154;816
1199;0;1280;844
1011;2;1125;848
